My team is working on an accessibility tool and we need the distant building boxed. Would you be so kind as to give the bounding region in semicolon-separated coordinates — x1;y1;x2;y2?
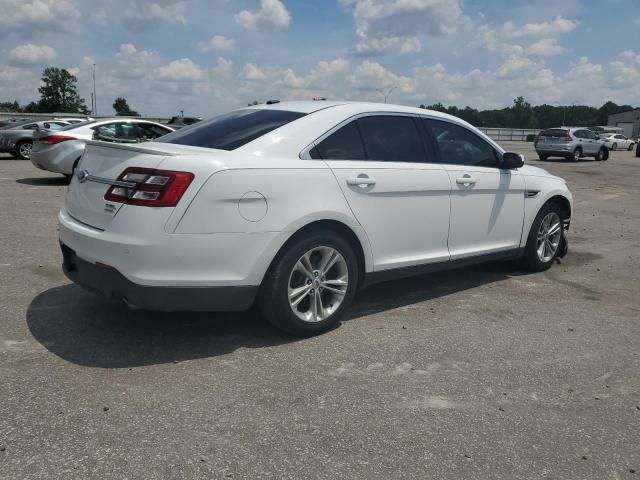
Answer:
607;108;640;138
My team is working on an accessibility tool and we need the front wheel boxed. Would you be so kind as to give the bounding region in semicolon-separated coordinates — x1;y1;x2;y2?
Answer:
595;147;605;161
523;203;565;272
538;154;548;161
258;229;358;336
611;143;617;151
15;141;32;160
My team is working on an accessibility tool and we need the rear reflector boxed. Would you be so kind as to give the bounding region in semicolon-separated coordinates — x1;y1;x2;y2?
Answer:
104;167;194;207
36;135;76;145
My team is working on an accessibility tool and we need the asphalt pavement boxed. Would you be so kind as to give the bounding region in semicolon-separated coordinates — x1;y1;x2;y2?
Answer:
1;143;639;479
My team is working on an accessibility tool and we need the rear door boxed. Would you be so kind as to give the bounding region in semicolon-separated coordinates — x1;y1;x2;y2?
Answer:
317;115;451;271
424;118;525;259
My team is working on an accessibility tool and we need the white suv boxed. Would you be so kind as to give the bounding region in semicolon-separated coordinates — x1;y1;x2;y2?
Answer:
59;102;573;336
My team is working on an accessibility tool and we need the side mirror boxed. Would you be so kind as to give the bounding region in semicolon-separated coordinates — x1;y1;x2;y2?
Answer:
502;152;524;169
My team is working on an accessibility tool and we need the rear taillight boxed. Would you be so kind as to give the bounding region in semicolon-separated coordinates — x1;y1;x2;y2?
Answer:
36;135;76;145
104;167;194;207
565;132;573;142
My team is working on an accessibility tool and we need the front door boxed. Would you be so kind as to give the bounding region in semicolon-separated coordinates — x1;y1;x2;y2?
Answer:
424;118;525;259
312;116;451;271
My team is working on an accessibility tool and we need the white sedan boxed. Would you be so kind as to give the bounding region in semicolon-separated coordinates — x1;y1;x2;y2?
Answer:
30;118;173;177
58;102;573;336
602;133;635;151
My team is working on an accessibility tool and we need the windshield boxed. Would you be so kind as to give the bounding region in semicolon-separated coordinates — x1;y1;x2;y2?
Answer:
156;109;306;151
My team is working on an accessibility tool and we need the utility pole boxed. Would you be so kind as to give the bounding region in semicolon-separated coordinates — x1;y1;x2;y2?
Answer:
92;64;98;116
376;86;397;104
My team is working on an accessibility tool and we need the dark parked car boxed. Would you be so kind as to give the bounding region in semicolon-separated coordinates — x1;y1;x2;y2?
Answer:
165;116;202;129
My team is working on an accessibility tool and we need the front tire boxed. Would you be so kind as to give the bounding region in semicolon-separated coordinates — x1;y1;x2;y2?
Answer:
258;229;358;337
538;154;548;161
15;140;32;160
595;147;605;161
523;203;566;272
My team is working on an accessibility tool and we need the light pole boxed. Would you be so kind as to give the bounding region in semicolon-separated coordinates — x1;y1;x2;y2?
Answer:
92;64;97;116
376;86;397;104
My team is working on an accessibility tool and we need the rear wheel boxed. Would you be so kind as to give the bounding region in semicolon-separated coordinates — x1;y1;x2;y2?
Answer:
523;203;565;272
15;140;32;160
611;142;617;151
258;229;358;336
572;147;581;162
538;154;548;161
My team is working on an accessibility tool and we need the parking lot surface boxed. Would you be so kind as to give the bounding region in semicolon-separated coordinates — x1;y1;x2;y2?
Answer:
1;143;639;479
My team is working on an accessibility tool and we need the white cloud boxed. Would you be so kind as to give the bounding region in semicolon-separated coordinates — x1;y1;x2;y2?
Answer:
0;0;81;33
526;38;565;57
114;43;164;79
93;0;187;28
235;0;291;31
212;57;233;75
9;44;56;64
201;35;235;52
503;16;578;38
243;62;269;81
157;58;205;81
341;0;463;55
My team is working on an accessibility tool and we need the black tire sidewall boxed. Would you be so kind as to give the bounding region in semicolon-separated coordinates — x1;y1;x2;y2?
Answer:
259;230;358;336
524;203;565;272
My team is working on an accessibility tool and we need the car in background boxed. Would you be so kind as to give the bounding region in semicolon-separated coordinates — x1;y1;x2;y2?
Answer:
591;125;624;139
58;101;573;336
0;120;70;160
30;118;173;177
535;127;607;162
165;116;202;129
0;118;33;129
601;133;635;151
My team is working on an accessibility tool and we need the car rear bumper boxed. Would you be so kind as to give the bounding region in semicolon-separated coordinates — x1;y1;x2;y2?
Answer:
61;242;258;311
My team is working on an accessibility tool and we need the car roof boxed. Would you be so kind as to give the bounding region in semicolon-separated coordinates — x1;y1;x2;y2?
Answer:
247;100;465;122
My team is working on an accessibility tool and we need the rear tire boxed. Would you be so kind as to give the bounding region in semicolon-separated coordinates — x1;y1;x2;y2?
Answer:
611;143;617;151
258;229;358;337
538;154;548;161
523;202;566;272
572;147;581;162
14;140;32;160
629;143;635;151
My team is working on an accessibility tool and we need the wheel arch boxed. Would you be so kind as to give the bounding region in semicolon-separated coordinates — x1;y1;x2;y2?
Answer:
264;219;370;289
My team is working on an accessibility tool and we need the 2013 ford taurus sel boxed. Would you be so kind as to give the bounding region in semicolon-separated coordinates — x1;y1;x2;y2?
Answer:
59;101;572;336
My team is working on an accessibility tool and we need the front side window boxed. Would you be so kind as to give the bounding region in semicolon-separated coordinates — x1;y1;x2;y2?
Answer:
425;119;498;168
357;116;426;162
156;109;306;151
313;121;365;160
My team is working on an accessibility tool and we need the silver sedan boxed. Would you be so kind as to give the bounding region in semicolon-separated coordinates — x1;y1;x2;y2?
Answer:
30;118;174;177
0;120;70;160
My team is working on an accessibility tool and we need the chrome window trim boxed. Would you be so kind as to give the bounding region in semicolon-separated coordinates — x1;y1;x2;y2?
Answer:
299;111;504;161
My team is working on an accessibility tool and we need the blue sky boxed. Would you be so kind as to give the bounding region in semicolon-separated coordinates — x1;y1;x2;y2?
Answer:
0;0;638;116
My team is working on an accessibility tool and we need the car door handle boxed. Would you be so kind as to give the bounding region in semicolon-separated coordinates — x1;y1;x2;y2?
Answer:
456;177;476;185
347;176;376;186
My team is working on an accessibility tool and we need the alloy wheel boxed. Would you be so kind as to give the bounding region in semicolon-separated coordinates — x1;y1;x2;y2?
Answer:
573;149;580;161
536;212;562;263
19;142;32;159
287;246;348;323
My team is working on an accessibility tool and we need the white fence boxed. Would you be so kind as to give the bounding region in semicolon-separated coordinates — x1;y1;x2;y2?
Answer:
478;128;539;142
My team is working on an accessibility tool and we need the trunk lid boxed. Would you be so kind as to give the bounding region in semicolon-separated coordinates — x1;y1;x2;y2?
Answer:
65;141;185;230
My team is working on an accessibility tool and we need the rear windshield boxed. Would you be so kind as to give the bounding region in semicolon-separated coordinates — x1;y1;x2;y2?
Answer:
155;109;306;151
60;120;99;131
541;129;567;137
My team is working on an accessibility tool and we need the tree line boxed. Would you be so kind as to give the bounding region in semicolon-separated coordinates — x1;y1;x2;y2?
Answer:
1;67;636;128
0;67;139;117
419;96;636;129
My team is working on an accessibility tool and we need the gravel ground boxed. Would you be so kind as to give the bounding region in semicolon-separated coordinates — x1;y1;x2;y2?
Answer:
1;143;639;479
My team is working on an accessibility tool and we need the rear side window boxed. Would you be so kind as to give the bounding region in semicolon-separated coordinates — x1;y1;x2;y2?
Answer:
156;109;306;151
313;121;365;160
357;116;426;162
425;119;498;168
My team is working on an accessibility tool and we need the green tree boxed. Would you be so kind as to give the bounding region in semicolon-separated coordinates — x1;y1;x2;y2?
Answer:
113;97;139;116
0;100;22;112
33;67;88;114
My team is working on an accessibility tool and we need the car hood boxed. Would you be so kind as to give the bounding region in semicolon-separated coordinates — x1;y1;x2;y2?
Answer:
520;164;563;181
